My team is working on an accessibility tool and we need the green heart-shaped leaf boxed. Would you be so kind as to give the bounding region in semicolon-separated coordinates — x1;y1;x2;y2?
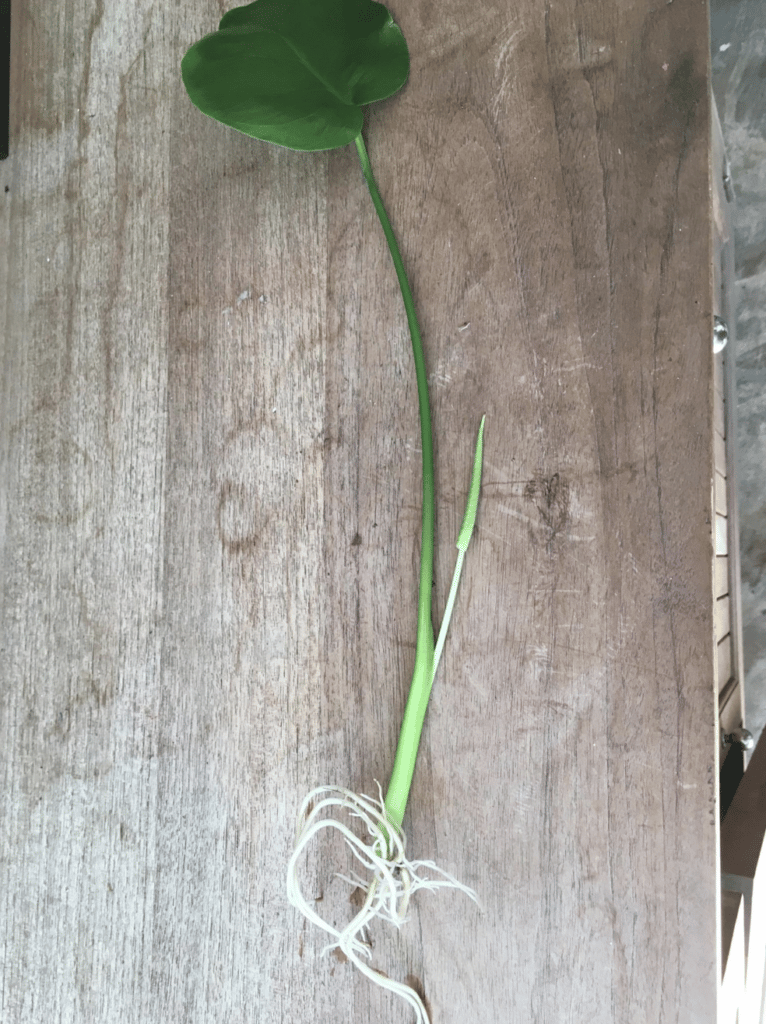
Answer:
181;0;409;152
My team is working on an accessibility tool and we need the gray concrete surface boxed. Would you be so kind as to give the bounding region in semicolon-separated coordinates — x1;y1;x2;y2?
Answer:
711;0;766;750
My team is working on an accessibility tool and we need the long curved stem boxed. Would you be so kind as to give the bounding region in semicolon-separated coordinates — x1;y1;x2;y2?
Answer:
354;133;434;834
287;133;484;1024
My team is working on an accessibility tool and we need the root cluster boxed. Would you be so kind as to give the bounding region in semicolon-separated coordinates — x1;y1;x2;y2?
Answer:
286;782;481;1023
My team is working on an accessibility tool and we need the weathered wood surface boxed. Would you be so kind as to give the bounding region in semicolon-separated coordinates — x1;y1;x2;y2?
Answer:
1;1;716;1021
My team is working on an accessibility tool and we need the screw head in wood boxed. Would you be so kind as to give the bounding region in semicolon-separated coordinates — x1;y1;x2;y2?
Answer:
714;316;729;354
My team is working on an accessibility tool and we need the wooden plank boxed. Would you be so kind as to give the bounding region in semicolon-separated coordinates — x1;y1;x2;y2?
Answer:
0;0;9;160
716;516;729;557
718;635;733;694
717;556;730;599
715;430;728;478
714;349;725;400
716;514;729;556
711;96;730;328
715;385;726;440
716;596;732;646
0;1;717;1022
716;470;729;517
719;143;747;768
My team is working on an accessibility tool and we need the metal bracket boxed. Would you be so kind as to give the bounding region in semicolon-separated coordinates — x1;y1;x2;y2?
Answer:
722;727;754;751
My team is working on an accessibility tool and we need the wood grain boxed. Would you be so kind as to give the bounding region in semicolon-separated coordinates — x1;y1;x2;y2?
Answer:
1;0;717;1021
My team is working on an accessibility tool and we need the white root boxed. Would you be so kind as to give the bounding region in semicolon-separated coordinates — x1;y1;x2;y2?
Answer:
286;781;482;1023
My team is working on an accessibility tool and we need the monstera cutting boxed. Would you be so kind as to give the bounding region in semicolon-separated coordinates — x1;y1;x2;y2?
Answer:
182;2;485;1019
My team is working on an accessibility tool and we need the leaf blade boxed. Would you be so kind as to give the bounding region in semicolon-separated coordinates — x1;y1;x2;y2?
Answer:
181;0;409;152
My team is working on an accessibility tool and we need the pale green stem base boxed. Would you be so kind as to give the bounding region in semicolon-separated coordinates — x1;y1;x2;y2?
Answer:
355;131;485;851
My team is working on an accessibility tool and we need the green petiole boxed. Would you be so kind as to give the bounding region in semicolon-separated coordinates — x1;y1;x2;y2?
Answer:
355;133;485;844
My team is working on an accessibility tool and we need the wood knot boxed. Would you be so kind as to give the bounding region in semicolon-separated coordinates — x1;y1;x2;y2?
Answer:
524;473;570;543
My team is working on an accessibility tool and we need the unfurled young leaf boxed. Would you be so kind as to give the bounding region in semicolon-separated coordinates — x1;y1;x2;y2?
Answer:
181;0;409;152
